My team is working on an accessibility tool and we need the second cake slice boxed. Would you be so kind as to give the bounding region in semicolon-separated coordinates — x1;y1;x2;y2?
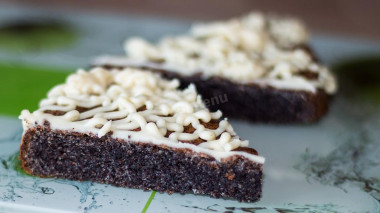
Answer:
95;12;337;123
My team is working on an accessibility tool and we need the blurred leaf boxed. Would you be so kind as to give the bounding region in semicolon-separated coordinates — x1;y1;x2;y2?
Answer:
0;20;77;52
333;56;380;104
0;62;72;116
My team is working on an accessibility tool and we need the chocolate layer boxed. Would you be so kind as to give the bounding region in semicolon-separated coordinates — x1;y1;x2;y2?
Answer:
20;122;263;202
101;65;329;123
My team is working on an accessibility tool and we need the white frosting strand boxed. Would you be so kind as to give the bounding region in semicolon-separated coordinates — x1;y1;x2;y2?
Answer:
112;12;336;94
19;67;264;164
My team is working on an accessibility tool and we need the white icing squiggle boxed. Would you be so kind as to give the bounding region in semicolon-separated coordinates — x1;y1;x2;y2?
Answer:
19;67;264;164
118;12;336;94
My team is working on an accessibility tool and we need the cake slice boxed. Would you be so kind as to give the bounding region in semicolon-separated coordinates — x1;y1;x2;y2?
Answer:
94;12;337;123
19;67;264;202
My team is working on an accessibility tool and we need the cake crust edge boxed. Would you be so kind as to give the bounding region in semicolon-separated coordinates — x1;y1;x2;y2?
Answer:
20;122;263;202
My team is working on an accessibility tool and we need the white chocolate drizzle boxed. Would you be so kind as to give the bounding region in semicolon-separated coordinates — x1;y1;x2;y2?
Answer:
105;12;336;94
19;67;264;164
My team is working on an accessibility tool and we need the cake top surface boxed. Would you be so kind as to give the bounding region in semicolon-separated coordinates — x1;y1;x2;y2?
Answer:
20;67;264;163
116;12;336;94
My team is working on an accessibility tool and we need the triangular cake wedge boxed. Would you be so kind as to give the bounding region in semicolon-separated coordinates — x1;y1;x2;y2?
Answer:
19;67;264;202
94;12;337;123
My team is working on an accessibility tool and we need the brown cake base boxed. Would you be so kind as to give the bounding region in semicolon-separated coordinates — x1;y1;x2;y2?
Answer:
20;122;263;202
101;64;330;123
